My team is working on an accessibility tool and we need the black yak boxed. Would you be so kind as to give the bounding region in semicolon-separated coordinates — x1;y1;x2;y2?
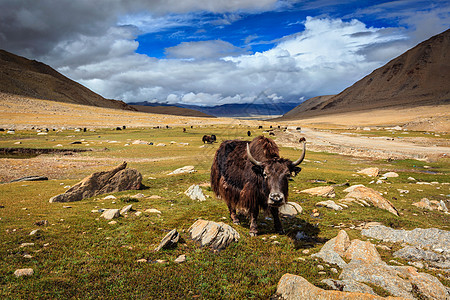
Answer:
211;136;306;236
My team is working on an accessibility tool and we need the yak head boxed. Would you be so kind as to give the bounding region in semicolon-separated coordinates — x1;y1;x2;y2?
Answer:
246;140;306;207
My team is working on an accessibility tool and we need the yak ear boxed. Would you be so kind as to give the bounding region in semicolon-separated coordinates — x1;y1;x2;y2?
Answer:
251;165;264;176
290;166;302;177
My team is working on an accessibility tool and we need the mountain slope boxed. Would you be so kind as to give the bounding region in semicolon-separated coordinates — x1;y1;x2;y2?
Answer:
279;29;450;120
0;49;134;110
130;104;215;118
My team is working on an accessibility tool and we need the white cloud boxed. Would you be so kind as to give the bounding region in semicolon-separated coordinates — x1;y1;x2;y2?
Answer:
56;16;412;106
165;40;249;59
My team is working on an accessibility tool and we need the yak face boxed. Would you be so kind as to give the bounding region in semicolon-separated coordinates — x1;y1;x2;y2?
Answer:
252;160;301;207
247;140;305;208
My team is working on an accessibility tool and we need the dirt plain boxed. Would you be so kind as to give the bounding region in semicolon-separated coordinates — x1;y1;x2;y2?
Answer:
1;93;449;183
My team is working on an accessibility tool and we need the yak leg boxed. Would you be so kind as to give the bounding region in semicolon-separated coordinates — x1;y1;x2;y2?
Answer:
227;203;240;224
270;206;284;234
249;209;259;236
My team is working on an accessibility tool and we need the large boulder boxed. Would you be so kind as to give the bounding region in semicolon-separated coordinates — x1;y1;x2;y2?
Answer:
342;186;399;216
189;219;240;250
311;230;350;268
310;230;450;299
49;162;142;203
276;274;406;300
361;225;450;254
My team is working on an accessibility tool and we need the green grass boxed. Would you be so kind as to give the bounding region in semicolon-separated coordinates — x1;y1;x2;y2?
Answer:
0;126;449;299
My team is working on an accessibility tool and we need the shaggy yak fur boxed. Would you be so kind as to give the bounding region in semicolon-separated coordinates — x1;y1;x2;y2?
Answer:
211;135;305;236
202;135;216;144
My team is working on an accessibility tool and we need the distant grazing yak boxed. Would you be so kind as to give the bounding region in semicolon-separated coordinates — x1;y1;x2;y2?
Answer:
211;135;306;236
202;135;215;144
247;131;251;137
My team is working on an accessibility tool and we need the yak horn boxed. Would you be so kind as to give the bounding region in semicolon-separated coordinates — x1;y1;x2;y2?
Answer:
292;139;306;166
247;143;262;166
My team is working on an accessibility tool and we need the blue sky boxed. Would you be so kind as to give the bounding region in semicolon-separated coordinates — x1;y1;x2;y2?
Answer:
0;0;449;106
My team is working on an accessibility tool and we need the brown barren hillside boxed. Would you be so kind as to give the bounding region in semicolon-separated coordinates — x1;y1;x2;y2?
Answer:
0;49;134;111
280;29;450;120
131;104;215;118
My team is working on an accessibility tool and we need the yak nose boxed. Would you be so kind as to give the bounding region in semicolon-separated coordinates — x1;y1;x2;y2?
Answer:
269;193;284;203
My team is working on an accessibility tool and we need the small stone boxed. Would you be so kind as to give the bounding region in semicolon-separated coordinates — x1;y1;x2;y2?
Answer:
302;249;310;254
23;254;33;259
318;271;326;275
316;200;343;210
156;259;168;264
29;229;39;236
357;167;379;177
273;241;281;245
14;268;34;277
317;265;324;270
131;193;145;199
184;184;206;201
120;204;133;215
20;243;35;247
149;195;162;199
103;195;116;200
145;208;162;214
330;268;338;274
155;229;180;251
108;221;117;225
174;254;186;263
383;172;399;178
300;186;335;198
134;211;142;216
136;259;147;263
101;209;120;220
409;261;424;269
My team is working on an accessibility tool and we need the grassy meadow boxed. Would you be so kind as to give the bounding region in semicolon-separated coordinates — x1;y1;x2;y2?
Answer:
0;125;449;299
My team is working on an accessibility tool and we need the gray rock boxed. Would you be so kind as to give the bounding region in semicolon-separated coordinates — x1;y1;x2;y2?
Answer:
394;246;445;263
280;202;302;216
189;219;240;250
393;246;450;269
49;162;142;202
14;268;34;277
101;209;120;220
321;278;376;295
361;225;450;254
184;184;206;201
154;229;179;251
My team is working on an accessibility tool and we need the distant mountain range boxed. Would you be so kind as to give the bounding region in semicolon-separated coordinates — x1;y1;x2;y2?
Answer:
0;49;134;111
129;101;298;118
130;104;215;118
278;29;450;120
